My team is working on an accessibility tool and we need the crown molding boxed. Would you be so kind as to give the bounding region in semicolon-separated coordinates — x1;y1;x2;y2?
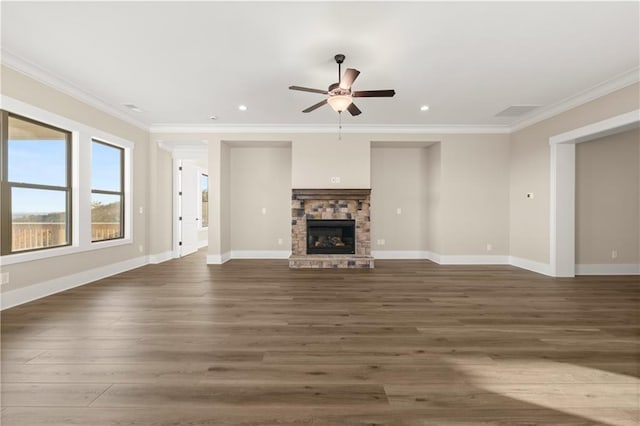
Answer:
511;67;640;132
2;47;636;137
149;123;511;135
1;48;149;131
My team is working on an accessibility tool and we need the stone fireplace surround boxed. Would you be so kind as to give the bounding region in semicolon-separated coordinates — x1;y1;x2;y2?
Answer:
289;188;373;268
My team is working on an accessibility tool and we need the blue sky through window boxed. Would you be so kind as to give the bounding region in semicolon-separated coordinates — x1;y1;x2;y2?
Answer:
9;139;67;215
8;139;66;186
92;141;122;192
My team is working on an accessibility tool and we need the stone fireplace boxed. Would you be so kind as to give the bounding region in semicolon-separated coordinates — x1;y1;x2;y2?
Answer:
289;189;373;268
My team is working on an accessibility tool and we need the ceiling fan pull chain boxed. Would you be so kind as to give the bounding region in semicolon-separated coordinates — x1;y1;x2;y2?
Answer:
338;113;342;141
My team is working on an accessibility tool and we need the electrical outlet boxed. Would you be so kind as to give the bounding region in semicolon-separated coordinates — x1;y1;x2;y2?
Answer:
139;206;144;214
277;238;283;245
0;272;9;286
611;250;618;259
396;208;402;215
526;193;534;199
261;207;267;215
330;176;341;184
486;243;493;252
138;245;144;253
377;239;386;246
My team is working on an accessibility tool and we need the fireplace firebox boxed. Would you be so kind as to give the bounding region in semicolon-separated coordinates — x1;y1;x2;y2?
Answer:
307;219;355;255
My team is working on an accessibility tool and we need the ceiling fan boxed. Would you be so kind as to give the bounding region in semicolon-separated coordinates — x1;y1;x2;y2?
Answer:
289;54;395;116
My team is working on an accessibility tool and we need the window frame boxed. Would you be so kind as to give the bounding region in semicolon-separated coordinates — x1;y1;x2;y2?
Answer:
91;139;125;243
0;96;135;267
0;111;73;255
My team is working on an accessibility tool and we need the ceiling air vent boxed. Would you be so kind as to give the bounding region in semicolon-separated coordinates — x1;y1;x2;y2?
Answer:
495;105;540;117
122;103;143;113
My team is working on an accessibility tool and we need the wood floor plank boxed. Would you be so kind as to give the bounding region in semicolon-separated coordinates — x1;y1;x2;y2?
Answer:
1;383;112;407
90;383;388;407
1;250;638;425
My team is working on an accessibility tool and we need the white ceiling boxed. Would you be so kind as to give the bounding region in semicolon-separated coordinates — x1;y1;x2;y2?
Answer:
1;1;638;131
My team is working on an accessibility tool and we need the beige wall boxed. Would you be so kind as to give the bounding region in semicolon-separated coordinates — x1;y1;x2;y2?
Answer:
230;147;292;251
576;128;640;264
371;147;428;251
510;83;640;264
425;143;442;254
148;143;173;255
1;65;151;293
292;134;371;189
440;135;511;255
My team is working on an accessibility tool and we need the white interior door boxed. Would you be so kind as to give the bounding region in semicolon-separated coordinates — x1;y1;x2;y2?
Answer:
179;162;199;257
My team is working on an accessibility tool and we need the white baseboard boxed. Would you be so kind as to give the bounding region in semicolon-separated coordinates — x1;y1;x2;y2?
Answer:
438;255;510;265
509;256;552;276
207;251;231;264
0;256;147;310
425;251;440;263
372;250;430;259
372;251;510;265
147;251;174;264
576;263;640;275
230;250;291;259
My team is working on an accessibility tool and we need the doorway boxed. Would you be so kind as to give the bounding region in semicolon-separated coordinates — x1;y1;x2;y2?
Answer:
549;109;639;277
175;160;206;257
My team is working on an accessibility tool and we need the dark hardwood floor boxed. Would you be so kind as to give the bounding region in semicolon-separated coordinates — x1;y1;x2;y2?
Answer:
1;249;639;425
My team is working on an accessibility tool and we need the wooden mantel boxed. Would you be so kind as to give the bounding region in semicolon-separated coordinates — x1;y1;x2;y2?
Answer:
291;188;372;200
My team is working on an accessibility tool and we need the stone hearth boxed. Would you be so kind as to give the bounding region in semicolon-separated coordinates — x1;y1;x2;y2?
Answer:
289;189;373;268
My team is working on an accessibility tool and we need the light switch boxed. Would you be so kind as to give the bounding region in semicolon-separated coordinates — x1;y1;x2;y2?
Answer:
396;208;402;215
261;207;267;215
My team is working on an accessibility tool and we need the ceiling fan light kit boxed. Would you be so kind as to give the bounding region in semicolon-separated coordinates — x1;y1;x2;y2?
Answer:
327;94;352;113
289;54;396;117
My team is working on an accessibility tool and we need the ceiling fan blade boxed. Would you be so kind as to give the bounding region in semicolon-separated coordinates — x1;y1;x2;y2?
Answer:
302;99;328;113
289;85;329;95
352;89;396;98
347;102;362;116
339;68;360;90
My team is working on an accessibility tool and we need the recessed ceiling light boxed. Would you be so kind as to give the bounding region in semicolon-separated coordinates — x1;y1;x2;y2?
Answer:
238;105;248;111
420;105;430;111
209;115;217;120
123;103;143;113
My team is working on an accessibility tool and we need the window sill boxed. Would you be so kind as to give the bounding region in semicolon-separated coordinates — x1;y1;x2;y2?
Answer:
0;238;132;266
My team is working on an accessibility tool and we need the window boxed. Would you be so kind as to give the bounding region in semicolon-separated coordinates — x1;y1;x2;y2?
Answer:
200;173;208;228
91;140;124;242
1;112;72;255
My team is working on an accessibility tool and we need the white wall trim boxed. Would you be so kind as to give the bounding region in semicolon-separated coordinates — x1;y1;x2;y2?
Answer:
372;250;430;259
438;255;510;265
509;256;552;276
229;250;291;259
0;256;147;310
549;109;640;277
150;124;511;135
425;251;441;264
4;45;636;136
207;251;231;264
576;264;640;275
512;67;640;132
1;48;149;131
549;109;640;145
147;251;174;264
